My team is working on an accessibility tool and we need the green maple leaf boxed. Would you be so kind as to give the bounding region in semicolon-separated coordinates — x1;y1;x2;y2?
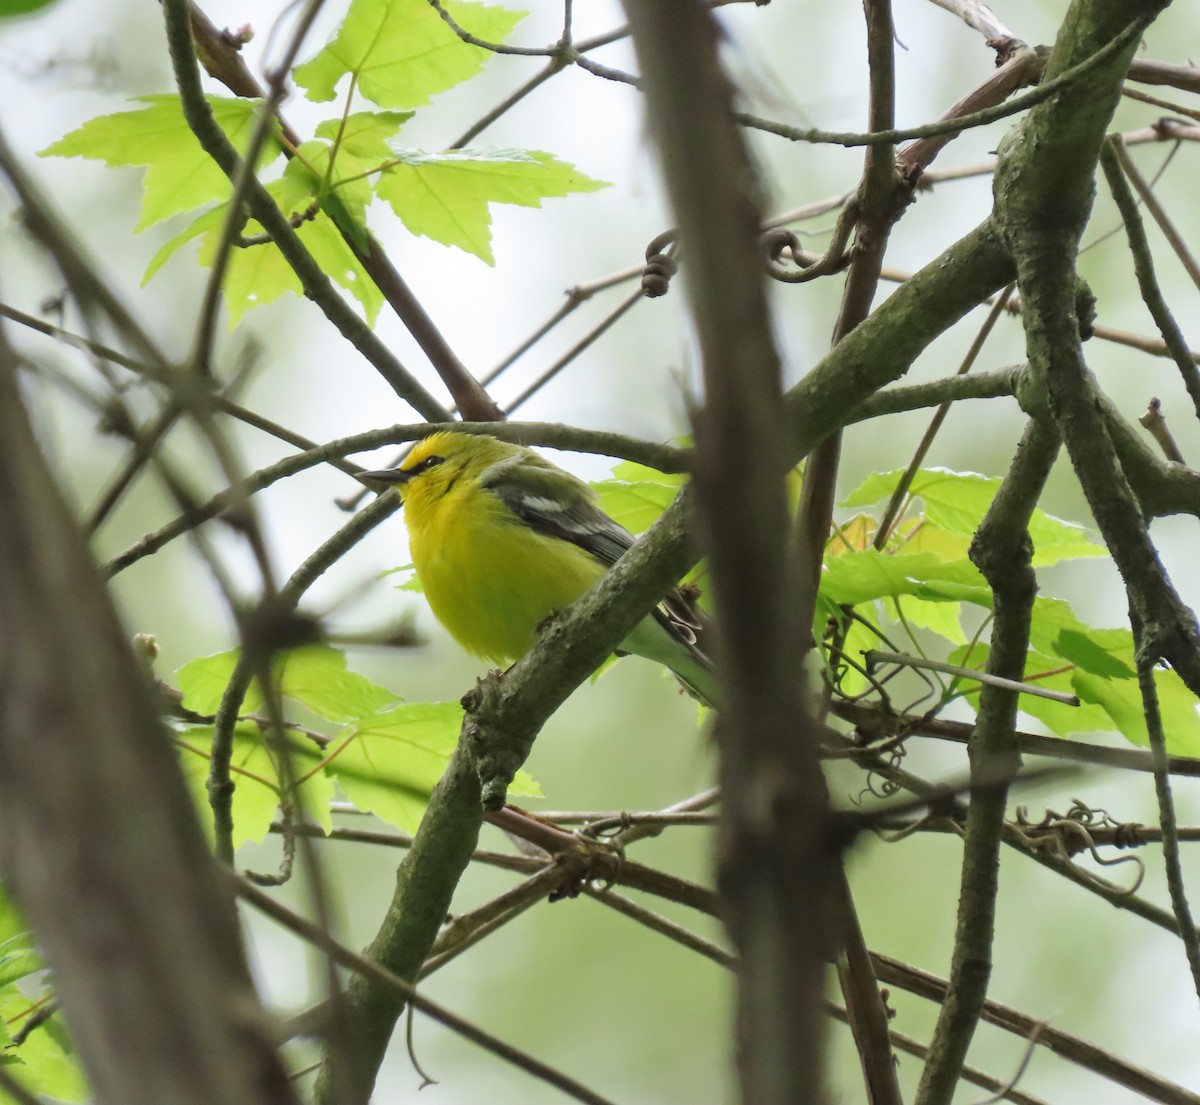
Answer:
294;0;525;108
325;702;540;831
375;148;608;263
841;468;1105;566
0;990;89;1103
143;173;382;327
283;113;417;243
177;723;335;848
593;479;680;536
178;644;400;720
40;94;282;231
314;110;414;159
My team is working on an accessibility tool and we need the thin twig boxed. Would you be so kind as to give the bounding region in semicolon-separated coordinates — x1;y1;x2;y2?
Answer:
505;289;645;413
232;873;620;1105
0;303;367;475
922;0;1017;42
103;420;689;576
833;1002;1051;1105
1140;398;1187;463
875;951;1200;1105
737;20;1146;149
1122;85;1200;124
585;886;734;967
874;285;1015;545
865;649;1080;705
832;700;1200;780
1100;138;1200;420
1136;648;1200;1008
164;0;452;420
420;864;575;977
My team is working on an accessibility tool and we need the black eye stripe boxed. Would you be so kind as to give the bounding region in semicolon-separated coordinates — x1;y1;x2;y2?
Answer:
421;455;444;471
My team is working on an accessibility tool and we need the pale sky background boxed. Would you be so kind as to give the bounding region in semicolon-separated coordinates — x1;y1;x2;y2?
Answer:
3;1;1200;1102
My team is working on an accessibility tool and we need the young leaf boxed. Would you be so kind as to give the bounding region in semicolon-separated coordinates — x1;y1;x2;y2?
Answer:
271;643;401;723
0;888;29;948
314;110;414;158
40;95;282;231
948;644;1112;738
593;479;680;536
0;932;43;989
829;513;878;556
294;0;525;108
233;175;383;325
0;0;65;15
1054;627;1136;680
820;549;988;608
894;520;971;562
177;724;284;848
1073;668;1200;757
176;723;335;848
178;649;264;716
179;644;400;721
1026;597;1137;677
0;987;88;1103
887;594;966;646
325;702;540;831
607;458;687;486
142;202;227;284
145;173;383;326
841;467;1104;566
831;612;885;697
374;148;607;263
284;140;377;241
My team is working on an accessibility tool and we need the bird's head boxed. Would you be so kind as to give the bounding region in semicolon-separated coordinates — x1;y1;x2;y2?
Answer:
355;431;511;512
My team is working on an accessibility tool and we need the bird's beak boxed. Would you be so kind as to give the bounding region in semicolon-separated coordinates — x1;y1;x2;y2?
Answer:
355;468;412;487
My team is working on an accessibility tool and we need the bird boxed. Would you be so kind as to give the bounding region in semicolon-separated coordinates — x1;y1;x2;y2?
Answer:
356;431;717;707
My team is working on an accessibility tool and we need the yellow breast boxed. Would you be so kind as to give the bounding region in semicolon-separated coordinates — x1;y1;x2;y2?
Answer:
405;478;605;664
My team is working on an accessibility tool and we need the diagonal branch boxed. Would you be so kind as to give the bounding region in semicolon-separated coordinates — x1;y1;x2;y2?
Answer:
1099;138;1200;420
1135;644;1200;1006
996;3;1200;697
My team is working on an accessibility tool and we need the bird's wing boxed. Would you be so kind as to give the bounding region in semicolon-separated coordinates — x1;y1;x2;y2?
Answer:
481;452;636;568
481;453;708;656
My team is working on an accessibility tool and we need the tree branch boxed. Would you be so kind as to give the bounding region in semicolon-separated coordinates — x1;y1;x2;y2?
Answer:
1099;138;1200;420
916;418;1059;1105
995;1;1200;698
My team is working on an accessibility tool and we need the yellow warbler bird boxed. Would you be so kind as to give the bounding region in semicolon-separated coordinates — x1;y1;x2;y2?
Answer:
357;431;717;707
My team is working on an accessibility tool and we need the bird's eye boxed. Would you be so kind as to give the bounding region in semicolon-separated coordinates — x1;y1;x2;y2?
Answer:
420;455;444;472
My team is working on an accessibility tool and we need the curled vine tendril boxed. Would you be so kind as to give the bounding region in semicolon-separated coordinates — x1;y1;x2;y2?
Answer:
641;230;679;298
1012;799;1146;895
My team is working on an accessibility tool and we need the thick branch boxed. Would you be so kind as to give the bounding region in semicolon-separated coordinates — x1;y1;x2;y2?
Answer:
916;418;1059;1105
995;1;1200;695
621;1;839;1102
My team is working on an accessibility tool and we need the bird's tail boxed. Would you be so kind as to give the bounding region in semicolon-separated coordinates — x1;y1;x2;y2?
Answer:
622;612;719;709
